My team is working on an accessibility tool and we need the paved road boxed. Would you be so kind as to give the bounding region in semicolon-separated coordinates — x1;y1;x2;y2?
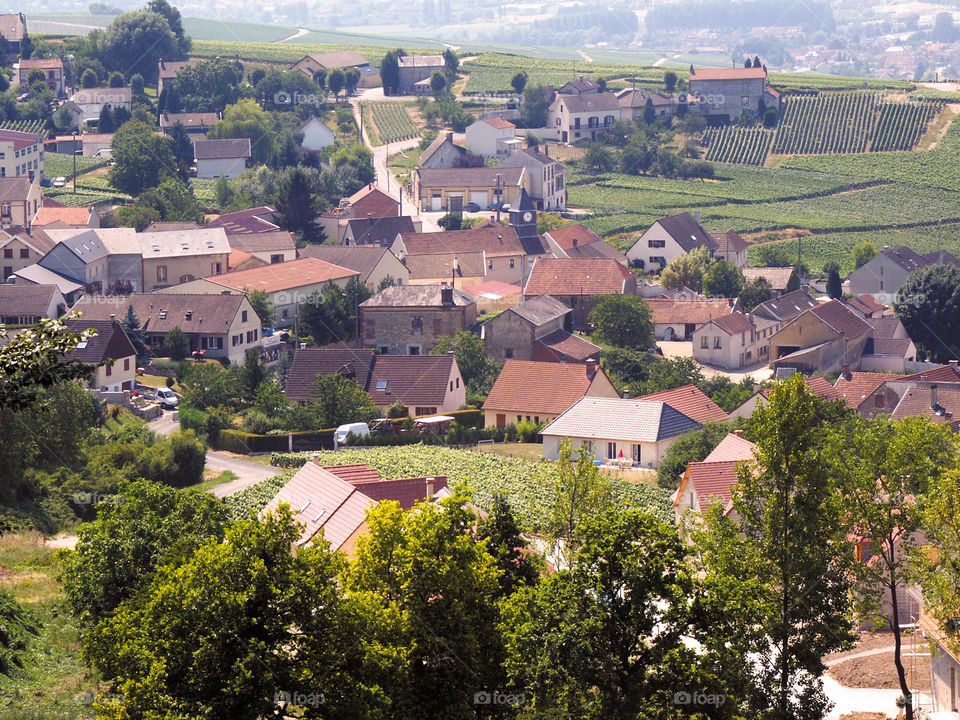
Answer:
147;412;283;498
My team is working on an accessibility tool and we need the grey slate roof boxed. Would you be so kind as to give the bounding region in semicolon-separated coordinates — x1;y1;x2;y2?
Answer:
361;285;474;308
753;289;818;323
194;138;252;160
655;213;713;252
542;397;702;443
0;284;60;318
509;294;570;325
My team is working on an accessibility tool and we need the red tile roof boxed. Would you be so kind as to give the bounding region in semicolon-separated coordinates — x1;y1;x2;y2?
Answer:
400;226;524;258
32;206;91;227
534;328;602;362
263;463;375;549
347;184;399;219
834;371;906;409
634;384;729;424
680;460;742;514
806;375;843;401
742;266;795;291
209;257;358;293
484;359;604;415
524;257;633;296
808;299;872;339
703;432;756;462
323;464;381;484
847;294;886;316
708;230;748;255
690;66;766;80
483;116;515;129
711;312;754;335
899;364;960;383
891;385;960;428
646;298;733;325
346;475;449;509
546;224;604;251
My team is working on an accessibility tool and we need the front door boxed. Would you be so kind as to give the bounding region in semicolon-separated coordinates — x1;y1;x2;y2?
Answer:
431;194;442;211
496;414;506;427
684;323;696;339
448;195;463;212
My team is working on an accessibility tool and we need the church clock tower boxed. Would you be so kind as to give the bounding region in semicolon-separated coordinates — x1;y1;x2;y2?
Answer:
509;188;538;242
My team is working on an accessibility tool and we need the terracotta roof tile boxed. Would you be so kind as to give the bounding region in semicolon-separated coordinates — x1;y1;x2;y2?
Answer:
833;371;906;409
400;226;524;258
633;384;729;424
711;312;754;335
534;328;601;362
646;298;733;325
808;299;872;339
682;460;742;513
545;224;603;251
847;294;886;316
71;293;249;335
484;359;603;415
32;206;91;227
690;66;766;80
891;385;960;427
343;475;449;509
806;375;843;400
524;257;633;296
703;432;756;462
483;116;515;129
322;464;380;484
209;257;358;293
709;230;748;254
742;266;794;291
899;364;960;383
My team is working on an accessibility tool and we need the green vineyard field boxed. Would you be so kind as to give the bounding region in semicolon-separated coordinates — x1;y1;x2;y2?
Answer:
703;126;773;166
369;102;417;144
0;119;46;135
872;100;942;151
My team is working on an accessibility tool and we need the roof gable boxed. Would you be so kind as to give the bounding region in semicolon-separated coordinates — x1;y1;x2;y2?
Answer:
484;360;601;415
542;397;702;443
523;257;632;296
633;384;729;424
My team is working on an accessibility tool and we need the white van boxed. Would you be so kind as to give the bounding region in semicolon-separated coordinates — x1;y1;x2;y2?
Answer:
154;387;179;409
334;422;370;449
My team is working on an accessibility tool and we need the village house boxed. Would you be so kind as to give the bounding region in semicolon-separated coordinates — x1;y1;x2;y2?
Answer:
393;223;540;287
297;116;336;152
692;311;767;370
419;132;468;169
645;297;733;341
750;289;819;334
465;117;520;157
360;284;477;356
194;138;251;180
69;87;132;125
164;257;358;328
319;185;402;241
285;348;465;416
0;13;27;53
541;396;701;468
396;55;446;94
71;293;262;365
461;280;522;314
64;318;137;393
405;251;486;289
673;431;756;524
624;212;713;269
136;227;231;292
0;176;42;229
0;226;53;281
709;231;748;268
52;132;114;158
617;88;674;122
33;205;99;229
12;264;85;305
224;231;296;265
413;166;527;213
546;91;622;144
0;128;44;181
742;266;796;296
769;298;874;373
729;377;843;421
0;283;65;325
687;65;778;122
523;257;637;331
288;50;380;88
844;293;886;320
46;227;142;293
500;147;566;211
37;230;109;294
557;77;600;95
860;315;917;372
157;58;199;96
846;246;959;305
834;368;909;419
340;216;416;247
483;358;618;428
159;112;220;135
543;224;627;265
18;58;64;95
205;206;280;234
482;293;600;364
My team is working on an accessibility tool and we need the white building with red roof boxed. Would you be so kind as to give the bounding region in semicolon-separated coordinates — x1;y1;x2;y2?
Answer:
673;431;757;524
465;116;519;157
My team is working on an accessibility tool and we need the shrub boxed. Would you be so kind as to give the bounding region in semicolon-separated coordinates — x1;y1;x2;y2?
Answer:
165;377;175;388
516;420;543;443
243;410;274;435
178;406;207;438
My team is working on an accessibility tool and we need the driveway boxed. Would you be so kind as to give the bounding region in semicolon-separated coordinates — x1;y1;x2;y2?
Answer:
656;340;774;383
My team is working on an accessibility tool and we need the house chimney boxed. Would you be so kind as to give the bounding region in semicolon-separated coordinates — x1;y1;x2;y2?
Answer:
440;283;454;306
693;210;701;224
734;429;744;438
840;363;851;381
110;313;116;324
300;342;307;350
572;238;578;248
950;359;959;372
585;357;597;379
425;476;435;497
311;451;320;465
931;384;939;410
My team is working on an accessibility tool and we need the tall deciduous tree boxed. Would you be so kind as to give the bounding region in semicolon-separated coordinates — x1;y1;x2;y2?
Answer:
734;375;855;719
852;240;877;269
431;330;502;400
894;264;960;362
510;69;528;95
208;98;275;165
547;440;612;568
309;374;378;428
702;258;745;298
738;277;773;312
660;245;713;291
167;120;193;180
109;120;176;196
96;9;179;83
588;294;654;348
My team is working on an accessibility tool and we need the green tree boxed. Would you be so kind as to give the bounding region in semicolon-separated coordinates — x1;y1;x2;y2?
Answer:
895;264;960;362
179;362;240;410
96;8;179;82
785;266;801;292
376;275;396;292
431;330;501;401
344;67;360;95
429;70;447;98
167;120;193;180
148;0;189;55
130;72;144;95
380;49;402;94
837;416;954;720
170;57;242;113
80;67;99;88
208;98;275;165
0;317;95;411
121;304;148;362
61;479;229;629
85;508;375;718
273;166;321;242
920;465;960;662
660;245;713;291
852;240;878;269
503;507;730;717
582;142;615;172
547;441;612;567
109;120;176;196
245;289;274;326
588;294;654;348
656;420;731;489
510;69;528;95
663;69;678;92
826;264;843;299
443;47;459;77
134;429;206;488
107;71;124;87
643;97;657;125
327;67;345;100
345;491;503;720
126;177;201;225
520;84;553;128
702;258;745;298
309;374;378;428
733;375;856;719
214;174;233;209
477;494;540;598
738;276;773;312
97;105;115;133
238;348;266;400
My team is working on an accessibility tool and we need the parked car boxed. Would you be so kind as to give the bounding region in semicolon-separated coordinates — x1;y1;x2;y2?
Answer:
464;202;481;213
334;422;370;449
154;387;179;409
53;176;66;188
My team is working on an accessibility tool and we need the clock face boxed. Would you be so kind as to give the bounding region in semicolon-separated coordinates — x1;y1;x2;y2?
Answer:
523;211;533;223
